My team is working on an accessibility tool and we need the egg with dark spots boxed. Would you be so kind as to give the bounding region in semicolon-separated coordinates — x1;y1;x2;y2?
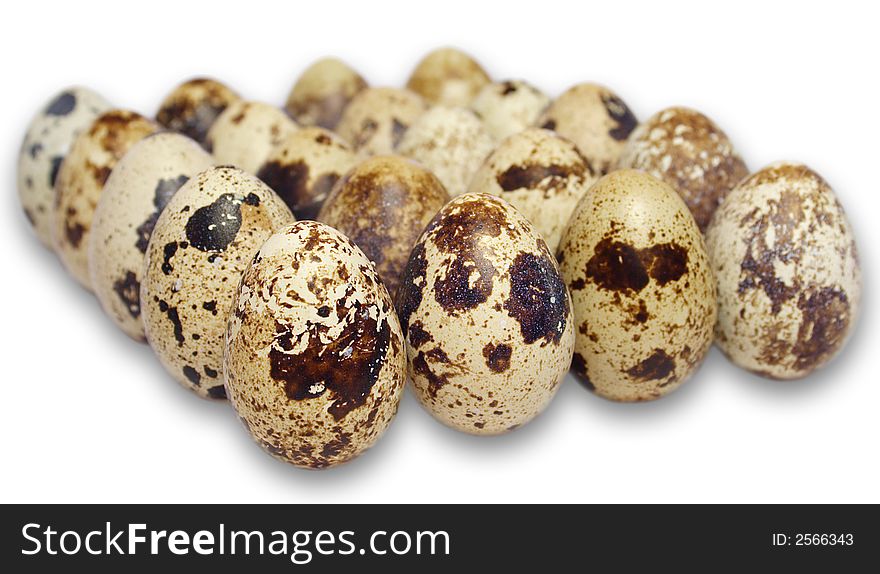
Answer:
156;78;240;145
336;87;427;157
205;100;298;173
141;166;294;399
469;80;550;141
397;106;495;196
53;109;160;290
705;162;861;379
397;193;573;434
537;83;637;175
557;169;716;402
88;133;214;341
225;221;406;468
256;127;357;220
468;128;596;251
618;107;748;231
318;155;450;296
18;87;111;249
406;47;491;106
284;57;367;130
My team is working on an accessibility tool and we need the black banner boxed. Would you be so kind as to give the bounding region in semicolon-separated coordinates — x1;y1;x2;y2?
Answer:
2;504;875;570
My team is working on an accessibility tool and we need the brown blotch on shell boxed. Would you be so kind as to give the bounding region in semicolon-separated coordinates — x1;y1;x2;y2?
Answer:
581;237;688;293
504;251;570;346
156;78;239;144
482;342;512;372
626;349;676;382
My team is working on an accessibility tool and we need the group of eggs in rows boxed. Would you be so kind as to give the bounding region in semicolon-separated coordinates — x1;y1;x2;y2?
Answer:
17;48;861;468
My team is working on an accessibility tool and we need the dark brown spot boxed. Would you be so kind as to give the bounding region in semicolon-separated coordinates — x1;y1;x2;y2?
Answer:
541;118;557;131
571;352;594;391
407;320;433;348
158;299;185;345
412;348;451;399
321;433;352;459
482;343;512;372
136;175;189;253
496;163;580;192
396;242;427;332
45;91;77;116
626;349;675;382
601;93;637;141
185;193;247;252
791;287;850;371
202;300;217;315
500;81;518;96
505;251;570;345
64;221;85;248
204;366;218;378
162;242;178;275
207;385;226;399
182;365;201;385
583;238;688;293
112;271;141;319
269;296;391;421
49;156;64;188
257;159;310;213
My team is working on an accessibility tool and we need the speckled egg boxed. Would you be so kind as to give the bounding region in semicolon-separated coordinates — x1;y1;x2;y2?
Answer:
156;78;240;144
141;166;294;398
618;107;748;232
88;133;214;341
284;57;367;130
557;170;716;402
406;47;490;106
18;87;111;249
397;106;495;196
318;155;450;296
205;100;298;173
469;80;550;141
53;110;160;290
225;221;406;468
538;83;637;175
468;128;596;251
336;87;427;157
256;127;357;220
705;162;861;379
396;193;574;435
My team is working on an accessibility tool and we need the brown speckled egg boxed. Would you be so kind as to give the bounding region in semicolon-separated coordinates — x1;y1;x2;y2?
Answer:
618;107;748;232
468;128;596;251
156;78;240;144
141;166;294;399
256;127;357;220
88;133;214;341
18;87;111;249
284;57;367;130
397;193;574;435
469;80;550;141
557;170;716;402
318;155;450;296
336;87;427;157
205;100;298;173
538;83;637;175
406;47;490;106
225;221;406;468
53;110;160;290
397;106;495;196
705;162;861;379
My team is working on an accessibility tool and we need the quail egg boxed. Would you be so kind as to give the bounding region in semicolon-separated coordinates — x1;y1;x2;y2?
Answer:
18;87;111;248
88;133;214;341
318;155;450;296
406;47;490;106
705;162;861;379
468;128;596;251
53;109;160;290
397;193;574;434
336;87;427;157
557;169;716;402
141;166;294;398
397;106;495;196
205;100;298;173
284;57;367;130
469;80;550;141
156;78;240;144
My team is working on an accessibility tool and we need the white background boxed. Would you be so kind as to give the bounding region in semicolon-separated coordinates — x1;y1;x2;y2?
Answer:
1;0;877;503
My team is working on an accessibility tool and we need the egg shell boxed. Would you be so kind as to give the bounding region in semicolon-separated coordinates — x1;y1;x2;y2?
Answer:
557;169;716;402
141;166;294;398
205;100;298;174
397;106;495;196
53;110;160;290
336;87;427;157
397;193;574;435
406;47;490;106
469;80;550;141
156;78;240;144
705;162;861;379
618;107;748;232
88;133;214;341
225;221;406;468
256;127;357;220
318;155;450;296
18;87;111;249
538;83;637;175
468;128;596;251
285;57;367;130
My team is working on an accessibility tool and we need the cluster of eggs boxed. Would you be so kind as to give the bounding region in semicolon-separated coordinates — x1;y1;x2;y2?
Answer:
18;48;862;469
